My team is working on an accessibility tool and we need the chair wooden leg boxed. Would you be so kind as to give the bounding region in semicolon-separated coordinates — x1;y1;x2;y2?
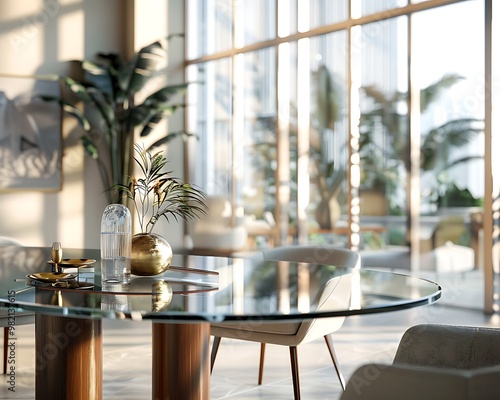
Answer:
3;326;8;375
289;346;301;400
210;336;221;374
324;334;345;390
258;342;266;385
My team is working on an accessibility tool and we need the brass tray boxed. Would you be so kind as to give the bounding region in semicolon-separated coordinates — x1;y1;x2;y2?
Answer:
47;258;96;268
27;272;77;282
27;278;94;290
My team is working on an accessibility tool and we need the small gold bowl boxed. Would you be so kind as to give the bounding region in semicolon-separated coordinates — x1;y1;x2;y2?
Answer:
131;233;173;276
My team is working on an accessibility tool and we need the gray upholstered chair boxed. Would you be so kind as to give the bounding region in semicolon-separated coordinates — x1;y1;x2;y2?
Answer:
210;245;360;400
340;324;500;400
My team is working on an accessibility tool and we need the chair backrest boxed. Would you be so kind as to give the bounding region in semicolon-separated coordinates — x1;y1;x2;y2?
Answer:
394;324;500;369
0;236;22;246
262;245;360;268
261;245;359;344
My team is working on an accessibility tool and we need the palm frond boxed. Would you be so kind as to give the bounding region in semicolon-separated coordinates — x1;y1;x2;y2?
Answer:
316;65;338;130
143;83;189;106
137;106;182;137
445;155;483;170
82;60;115;98
421;118;484;170
121;145;207;233
362;85;390;106
128;104;182;133
420;73;464;113
62;77;114;129
148;132;196;151
125;41;167;95
36;94;92;131
94;52;130;101
80;135;99;159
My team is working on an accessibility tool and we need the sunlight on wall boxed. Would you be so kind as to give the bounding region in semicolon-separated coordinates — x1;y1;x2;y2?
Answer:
58;1;84;60
0;0;126;249
0;194;45;246
0;1;51;75
58;169;85;248
134;0;168;50
58;121;87;246
0;142;87;248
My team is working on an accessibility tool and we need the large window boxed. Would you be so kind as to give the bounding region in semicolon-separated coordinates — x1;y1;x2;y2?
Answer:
185;0;497;311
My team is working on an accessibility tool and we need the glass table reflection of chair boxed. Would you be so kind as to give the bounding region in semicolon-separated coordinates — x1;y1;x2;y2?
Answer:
0;245;441;400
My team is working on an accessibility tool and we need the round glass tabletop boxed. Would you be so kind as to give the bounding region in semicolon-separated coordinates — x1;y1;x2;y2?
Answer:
0;246;441;322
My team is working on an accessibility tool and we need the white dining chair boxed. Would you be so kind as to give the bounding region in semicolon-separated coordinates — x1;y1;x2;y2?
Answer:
210;245;360;400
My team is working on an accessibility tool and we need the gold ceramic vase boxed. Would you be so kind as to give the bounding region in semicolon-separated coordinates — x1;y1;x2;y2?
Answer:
131;233;173;276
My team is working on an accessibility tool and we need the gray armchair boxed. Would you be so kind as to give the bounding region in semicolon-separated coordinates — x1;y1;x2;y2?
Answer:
340;324;500;400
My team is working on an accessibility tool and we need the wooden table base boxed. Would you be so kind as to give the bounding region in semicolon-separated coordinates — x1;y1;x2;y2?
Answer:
152;322;210;400
35;314;102;400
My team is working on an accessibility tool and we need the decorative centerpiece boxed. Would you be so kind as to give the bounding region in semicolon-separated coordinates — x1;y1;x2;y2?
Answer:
115;144;207;276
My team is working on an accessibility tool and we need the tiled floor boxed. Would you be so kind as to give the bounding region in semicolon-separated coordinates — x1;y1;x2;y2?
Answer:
1;300;499;400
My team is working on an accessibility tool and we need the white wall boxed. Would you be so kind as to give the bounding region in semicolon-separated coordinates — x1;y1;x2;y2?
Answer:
0;0;184;248
130;0;186;249
0;0;124;249
0;0;187;250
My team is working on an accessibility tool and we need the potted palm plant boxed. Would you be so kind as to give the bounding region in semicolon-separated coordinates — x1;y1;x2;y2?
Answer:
252;64;345;231
359;73;484;215
114;144;207;276
43;36;193;204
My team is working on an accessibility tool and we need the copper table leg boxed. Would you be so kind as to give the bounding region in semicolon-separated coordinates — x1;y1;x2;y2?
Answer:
35;314;102;400
152;322;210;400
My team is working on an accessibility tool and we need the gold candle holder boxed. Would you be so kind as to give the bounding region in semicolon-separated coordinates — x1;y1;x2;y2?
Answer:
51;242;62;273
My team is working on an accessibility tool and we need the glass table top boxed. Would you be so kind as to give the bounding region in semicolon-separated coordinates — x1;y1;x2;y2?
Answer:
0;246;441;322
